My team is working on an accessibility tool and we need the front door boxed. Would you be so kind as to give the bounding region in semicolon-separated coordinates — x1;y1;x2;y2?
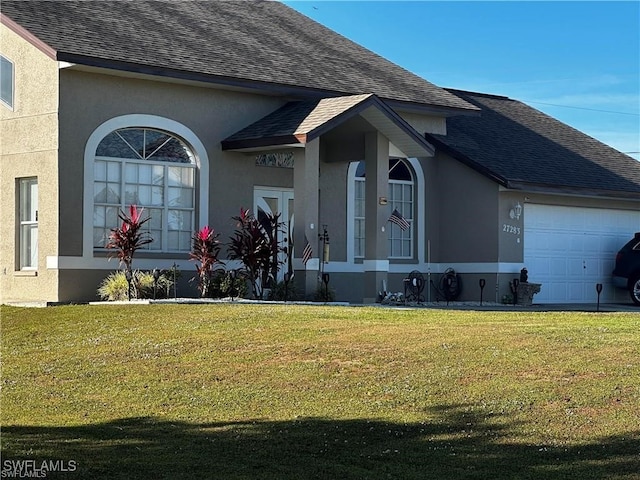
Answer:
254;188;294;281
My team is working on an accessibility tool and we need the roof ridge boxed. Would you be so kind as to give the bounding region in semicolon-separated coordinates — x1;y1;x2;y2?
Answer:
1;0;478;112
445;88;511;101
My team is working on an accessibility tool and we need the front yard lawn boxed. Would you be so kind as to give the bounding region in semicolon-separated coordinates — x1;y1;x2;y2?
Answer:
1;304;639;479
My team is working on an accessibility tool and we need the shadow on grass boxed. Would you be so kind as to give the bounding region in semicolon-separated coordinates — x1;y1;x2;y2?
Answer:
2;404;638;480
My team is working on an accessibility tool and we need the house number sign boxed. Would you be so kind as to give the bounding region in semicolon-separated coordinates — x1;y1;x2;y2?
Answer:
503;224;521;235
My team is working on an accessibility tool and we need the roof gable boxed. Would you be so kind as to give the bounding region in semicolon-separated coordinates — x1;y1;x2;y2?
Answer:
427;90;640;198
0;0;477;113
222;94;435;158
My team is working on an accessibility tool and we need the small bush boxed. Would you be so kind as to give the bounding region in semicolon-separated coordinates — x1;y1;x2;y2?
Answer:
267;279;299;301
97;270;174;301
98;271;130;301
314;284;336;302
209;270;248;299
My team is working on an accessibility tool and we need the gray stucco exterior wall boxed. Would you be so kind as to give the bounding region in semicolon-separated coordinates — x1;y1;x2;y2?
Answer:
58;69;289;255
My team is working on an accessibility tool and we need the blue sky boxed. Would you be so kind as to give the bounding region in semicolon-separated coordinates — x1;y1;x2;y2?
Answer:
284;1;640;160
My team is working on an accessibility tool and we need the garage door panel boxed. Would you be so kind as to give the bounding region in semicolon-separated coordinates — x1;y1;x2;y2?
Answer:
567;258;584;277
548;233;568;252
532;257;551;276
568;283;585;302
550;258;567;276
583;235;600;253
524;204;640;303
570;236;584;251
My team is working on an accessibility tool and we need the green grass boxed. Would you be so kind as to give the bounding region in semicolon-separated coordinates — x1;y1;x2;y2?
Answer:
1;304;639;479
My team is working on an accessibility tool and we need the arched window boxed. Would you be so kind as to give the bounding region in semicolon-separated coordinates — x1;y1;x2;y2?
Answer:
388;158;414;258
93;127;196;252
352;158;415;259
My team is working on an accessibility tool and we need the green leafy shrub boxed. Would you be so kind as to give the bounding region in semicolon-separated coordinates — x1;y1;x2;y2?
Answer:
314;284;336;302
97;270;174;301
267;279;299;301
98;271;130;301
209;270;248;299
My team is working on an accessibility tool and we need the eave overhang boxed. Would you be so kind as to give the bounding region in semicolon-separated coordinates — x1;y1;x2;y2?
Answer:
426;134;640;200
503;181;640;200
1;13;56;59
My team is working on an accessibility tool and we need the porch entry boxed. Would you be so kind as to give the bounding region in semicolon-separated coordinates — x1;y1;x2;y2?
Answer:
253;188;294;281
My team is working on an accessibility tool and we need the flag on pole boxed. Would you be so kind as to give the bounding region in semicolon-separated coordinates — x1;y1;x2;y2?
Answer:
388;208;410;231
302;236;313;265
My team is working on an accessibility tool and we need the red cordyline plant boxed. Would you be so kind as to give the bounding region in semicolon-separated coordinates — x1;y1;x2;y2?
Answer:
106;205;152;276
227;207;284;299
189;225;223;297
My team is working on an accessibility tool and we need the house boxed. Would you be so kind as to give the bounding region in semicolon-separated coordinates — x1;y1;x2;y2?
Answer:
1;1;639;306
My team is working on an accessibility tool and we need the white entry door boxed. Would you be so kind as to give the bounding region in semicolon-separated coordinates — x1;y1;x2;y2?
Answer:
524;204;640;303
254;188;294;281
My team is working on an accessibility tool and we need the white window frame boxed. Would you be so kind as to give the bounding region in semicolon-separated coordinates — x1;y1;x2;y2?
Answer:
1;54;15;110
83;115;209;260
347;157;425;263
387;167;414;259
18;177;38;270
92;128;197;253
353;178;366;259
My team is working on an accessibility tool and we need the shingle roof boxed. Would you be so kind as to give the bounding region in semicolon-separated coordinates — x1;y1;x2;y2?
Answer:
426;90;640;198
0;0;477;113
221;93;435;158
223;94;375;146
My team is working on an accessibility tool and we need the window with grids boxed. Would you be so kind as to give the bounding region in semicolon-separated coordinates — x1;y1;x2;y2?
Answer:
93;128;196;252
387;159;414;257
353;161;366;258
354;159;414;258
18;177;38;269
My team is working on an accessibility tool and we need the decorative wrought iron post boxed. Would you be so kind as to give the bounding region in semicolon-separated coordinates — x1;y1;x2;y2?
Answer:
510;278;520;306
319;226;330;302
596;283;603;312
283;272;291;303
173;262;178;300
152;268;160;300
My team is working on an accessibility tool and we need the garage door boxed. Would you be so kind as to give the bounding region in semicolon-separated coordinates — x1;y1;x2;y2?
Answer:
524;204;640;303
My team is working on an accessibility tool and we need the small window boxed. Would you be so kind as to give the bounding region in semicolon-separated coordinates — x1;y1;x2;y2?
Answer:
18;178;38;269
1;55;14;109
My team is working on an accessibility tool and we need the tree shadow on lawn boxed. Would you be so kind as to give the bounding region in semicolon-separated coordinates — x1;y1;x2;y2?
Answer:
2;404;638;480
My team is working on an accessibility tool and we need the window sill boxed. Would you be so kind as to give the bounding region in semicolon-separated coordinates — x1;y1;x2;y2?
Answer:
93;249;190;260
14;270;38;277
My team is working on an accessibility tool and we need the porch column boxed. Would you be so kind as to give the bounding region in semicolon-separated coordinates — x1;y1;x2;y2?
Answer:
293;138;320;298
363;131;389;303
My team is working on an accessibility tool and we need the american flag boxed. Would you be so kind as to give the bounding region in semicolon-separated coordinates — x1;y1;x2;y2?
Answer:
389;208;410;231
302;236;313;265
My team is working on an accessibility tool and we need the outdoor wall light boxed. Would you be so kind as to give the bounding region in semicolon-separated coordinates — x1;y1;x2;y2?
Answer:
509;202;522;220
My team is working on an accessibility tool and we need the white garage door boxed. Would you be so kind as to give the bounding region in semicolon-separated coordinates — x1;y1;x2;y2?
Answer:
524;204;640;303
